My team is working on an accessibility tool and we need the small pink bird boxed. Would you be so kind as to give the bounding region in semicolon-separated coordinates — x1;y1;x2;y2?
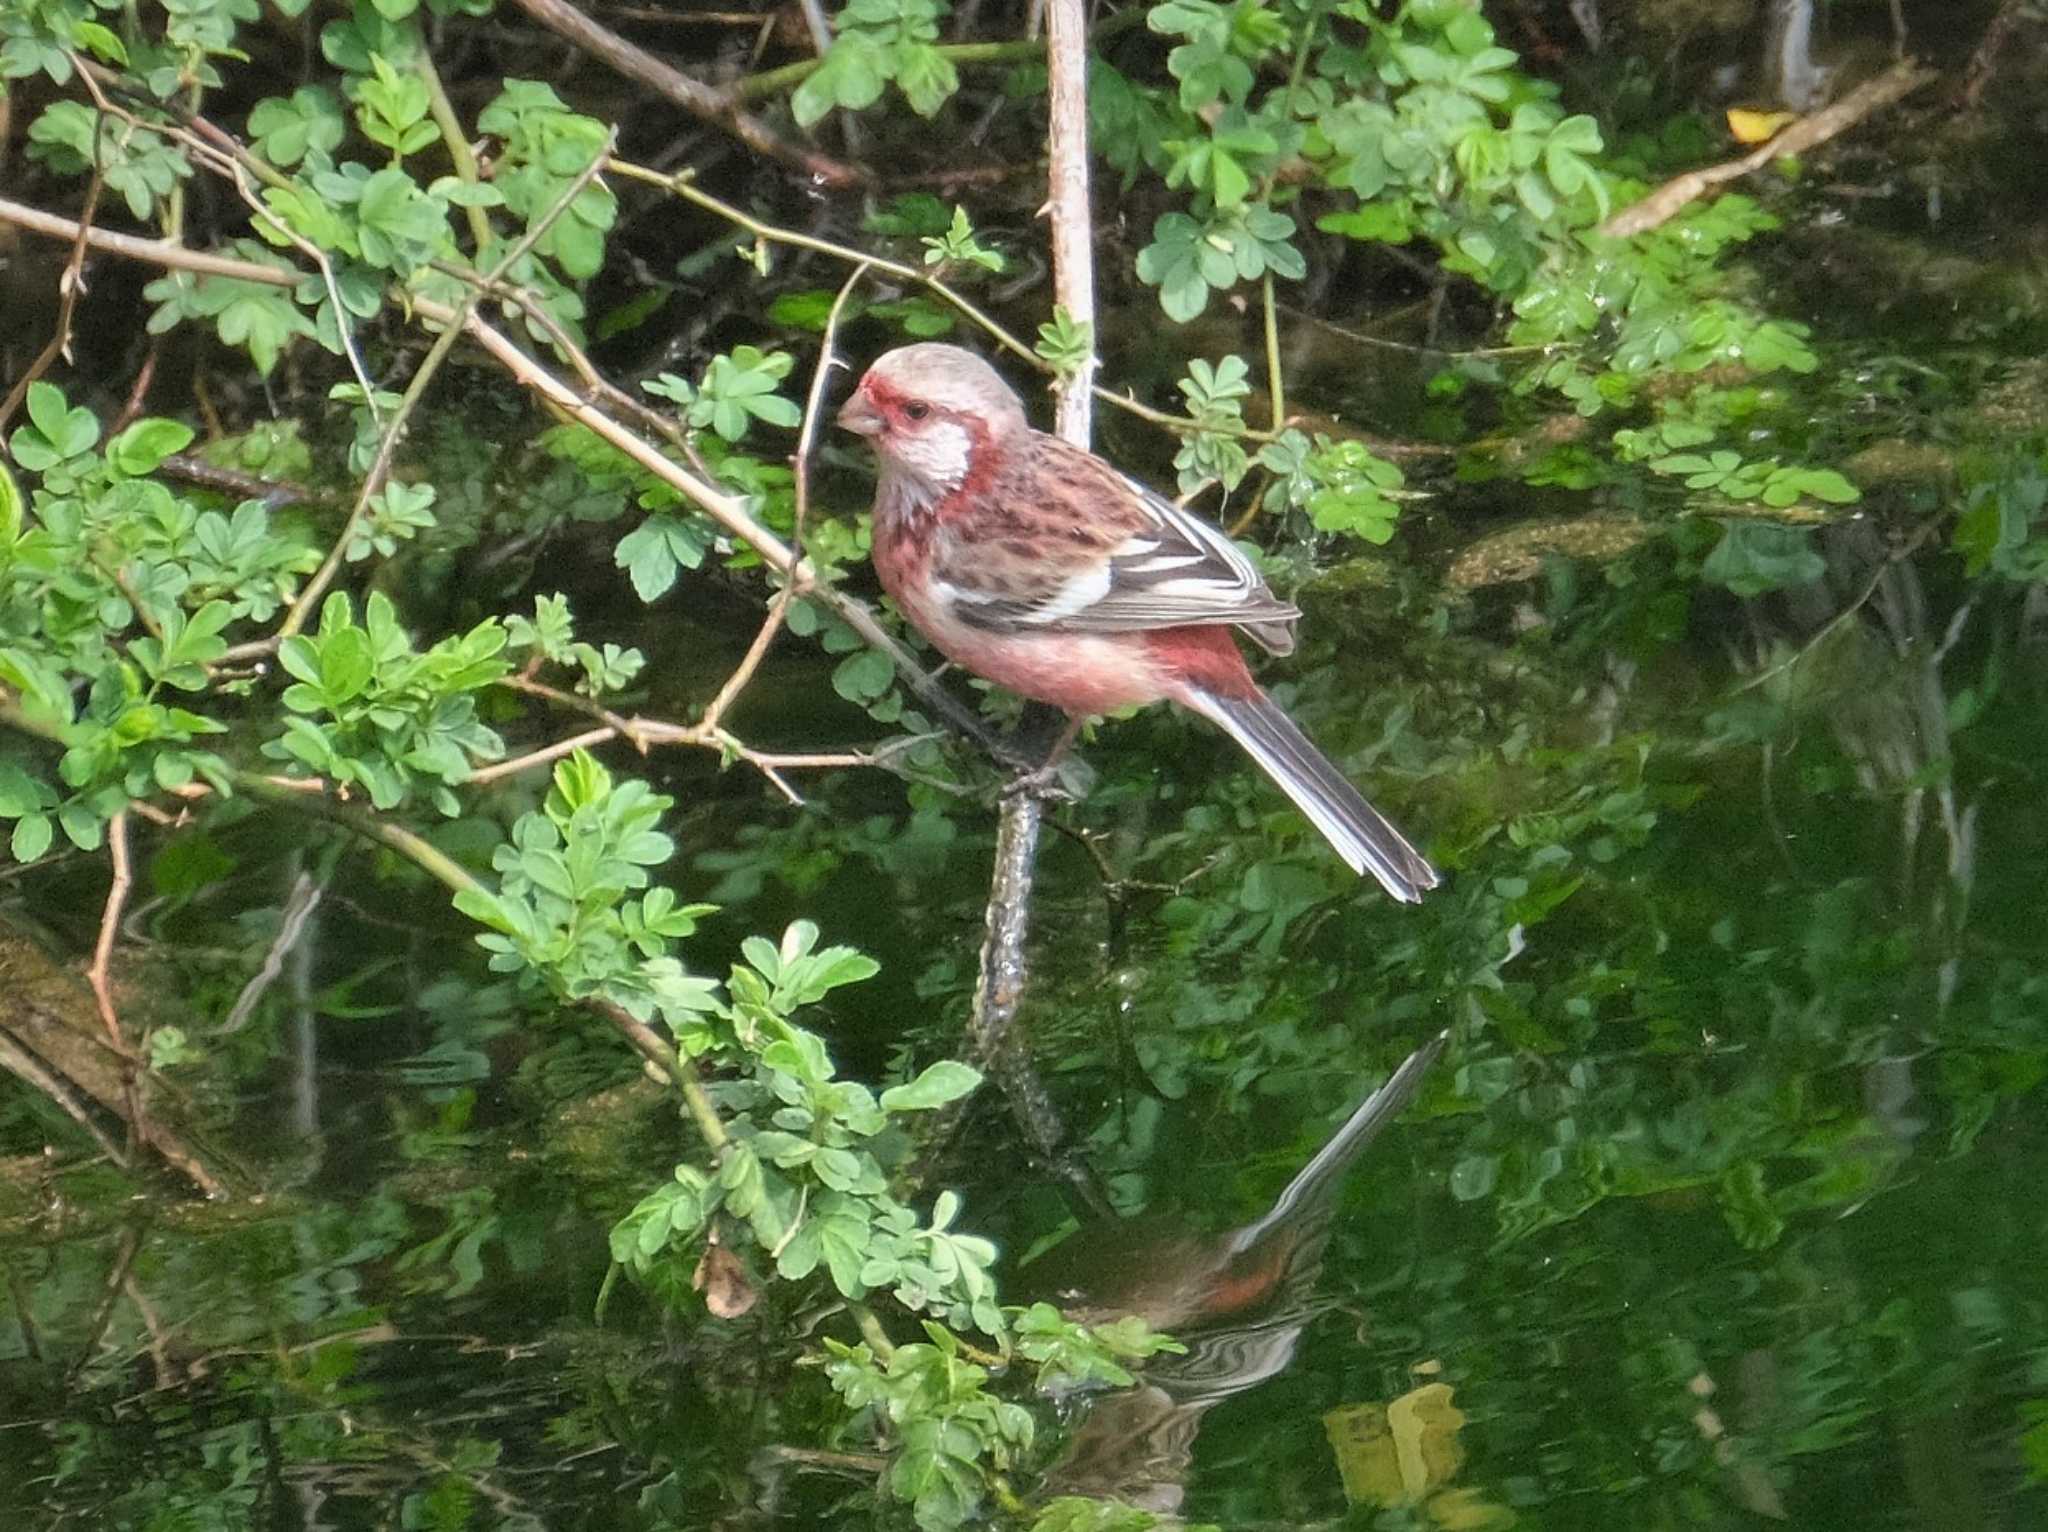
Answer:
837;343;1440;904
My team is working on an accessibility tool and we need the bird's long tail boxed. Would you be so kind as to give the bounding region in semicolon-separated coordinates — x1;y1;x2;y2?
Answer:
1228;1028;1448;1257
1182;684;1441;903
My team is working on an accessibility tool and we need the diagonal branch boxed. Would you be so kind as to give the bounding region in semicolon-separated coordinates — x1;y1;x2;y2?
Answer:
1598;61;1936;239
506;0;866;187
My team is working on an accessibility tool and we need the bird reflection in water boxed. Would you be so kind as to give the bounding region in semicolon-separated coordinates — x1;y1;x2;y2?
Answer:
1025;1030;1448;1515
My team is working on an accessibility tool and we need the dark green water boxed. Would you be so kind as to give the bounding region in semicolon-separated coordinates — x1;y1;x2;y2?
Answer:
6;503;2048;1527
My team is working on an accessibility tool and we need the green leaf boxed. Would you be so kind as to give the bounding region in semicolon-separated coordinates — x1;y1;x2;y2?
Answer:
792;33;888;127
11;813;53;863
831;649;895;705
881;1061;983;1113
107;418;196;477
616;514;709;603
247;86;345;167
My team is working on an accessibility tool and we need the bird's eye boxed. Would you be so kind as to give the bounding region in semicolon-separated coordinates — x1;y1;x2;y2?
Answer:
903;401;931;422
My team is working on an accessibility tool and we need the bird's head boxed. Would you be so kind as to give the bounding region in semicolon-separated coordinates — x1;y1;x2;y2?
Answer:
837;343;1029;499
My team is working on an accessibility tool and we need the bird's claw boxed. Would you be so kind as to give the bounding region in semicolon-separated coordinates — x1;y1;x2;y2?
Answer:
1000;763;1078;804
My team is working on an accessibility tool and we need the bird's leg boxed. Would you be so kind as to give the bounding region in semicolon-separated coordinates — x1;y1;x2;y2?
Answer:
1000;714;1086;802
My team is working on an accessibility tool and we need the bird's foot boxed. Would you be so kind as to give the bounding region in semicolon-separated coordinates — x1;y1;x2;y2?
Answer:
1000;761;1080;804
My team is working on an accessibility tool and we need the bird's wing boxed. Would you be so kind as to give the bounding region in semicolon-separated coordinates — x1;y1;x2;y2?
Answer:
929;433;1300;655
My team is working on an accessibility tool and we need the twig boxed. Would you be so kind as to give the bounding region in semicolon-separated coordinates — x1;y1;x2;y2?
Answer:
468;726;618;785
500;670;650;751
421;296;1017;762
1961;0;2031;110
411;27;495;252
0;194;298;285
1597;61;1938;239
111;344;161;433
216;870;324;1035
155;452;322;508
1044;0;1097;444
0;1031;133;1170
790;264;872;582
506;0;866;187
66;1224;147;1386
1262;275;1285;432
0;132;104;434
697;264;872;740
87;811;134;1047
608;160;1279;445
265;129;621;648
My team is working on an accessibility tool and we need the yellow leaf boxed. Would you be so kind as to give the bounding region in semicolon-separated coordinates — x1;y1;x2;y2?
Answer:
1728;108;1797;145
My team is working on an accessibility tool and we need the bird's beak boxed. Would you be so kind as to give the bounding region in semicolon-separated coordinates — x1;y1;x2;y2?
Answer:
836;392;884;437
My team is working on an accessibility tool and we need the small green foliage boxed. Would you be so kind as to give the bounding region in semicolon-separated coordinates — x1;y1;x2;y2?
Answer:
347;480;438;561
1954;449;2048;580
1136;206;1302;323
505;593;646;698
921;206;1005;275
1034;307;1094;377
0;382;336;859
355;53;438;158
1010;1302;1184;1391
266;592;509;813
144;261;323;378
825;1326;1033;1531
614;513;709;603
644;346;803;443
1029;1497;1215;1532
1651;451;1859;510
1260;430;1406;543
454;750;714;1015
27;101;193;220
1698;522;1827;598
10;382;100;473
793;0;958;126
1172;355;1253;493
146;1026;202;1070
247;85;347;167
476;79;618;280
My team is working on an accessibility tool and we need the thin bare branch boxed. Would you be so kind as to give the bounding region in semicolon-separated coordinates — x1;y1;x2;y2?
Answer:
1044;0;1097;446
506;0;865;186
1598;61;1936;239
699;263;874;741
0;128;105;434
468;727;620;786
0;194;296;286
87;811;133;1047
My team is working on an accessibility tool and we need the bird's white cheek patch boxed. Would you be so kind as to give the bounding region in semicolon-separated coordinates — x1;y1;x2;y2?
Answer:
901;422;972;490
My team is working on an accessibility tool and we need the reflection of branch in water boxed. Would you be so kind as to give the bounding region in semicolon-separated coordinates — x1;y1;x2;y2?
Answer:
1741;517;1976;924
